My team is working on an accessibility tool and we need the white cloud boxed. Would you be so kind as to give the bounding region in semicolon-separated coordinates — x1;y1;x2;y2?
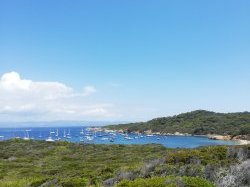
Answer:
82;86;97;96
1;72;31;91
0;72;116;122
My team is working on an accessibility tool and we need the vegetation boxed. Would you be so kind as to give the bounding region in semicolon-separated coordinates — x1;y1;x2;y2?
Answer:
106;110;250;136
0;139;249;186
0;139;168;187
116;176;215;187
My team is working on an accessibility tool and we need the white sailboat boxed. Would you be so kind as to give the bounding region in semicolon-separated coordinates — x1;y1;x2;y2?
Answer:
80;128;84;135
38;132;42;138
63;130;66;138
23;130;30;140
101;137;109;141
55;129;61;141
80;137;84;142
66;129;71;139
124;136;133;140
13;130;20;139
86;136;94;141
50;129;55;134
46;131;55;142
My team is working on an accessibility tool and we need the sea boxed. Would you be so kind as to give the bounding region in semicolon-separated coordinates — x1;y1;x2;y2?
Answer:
0;126;236;148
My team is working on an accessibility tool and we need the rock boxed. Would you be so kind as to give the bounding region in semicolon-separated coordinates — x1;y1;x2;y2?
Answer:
103;178;117;187
7;156;17;161
116;171;136;180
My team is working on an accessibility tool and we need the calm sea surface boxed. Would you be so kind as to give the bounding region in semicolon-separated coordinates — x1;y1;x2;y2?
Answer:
0;126;236;148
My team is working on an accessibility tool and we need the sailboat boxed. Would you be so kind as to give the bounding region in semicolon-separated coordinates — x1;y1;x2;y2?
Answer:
124;136;133;140
80;137;84;142
46;131;55;142
86;136;94;141
23;130;30;140
50;129;55;134
80;128;84;135
13;130;20;139
55;129;61;141
66;129;71;139
63;130;66;138
38;132;42;138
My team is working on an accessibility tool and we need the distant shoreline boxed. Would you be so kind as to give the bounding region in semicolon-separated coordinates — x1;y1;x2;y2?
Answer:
102;128;250;145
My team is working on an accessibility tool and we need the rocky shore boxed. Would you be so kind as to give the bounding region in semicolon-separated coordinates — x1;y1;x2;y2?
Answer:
207;134;250;145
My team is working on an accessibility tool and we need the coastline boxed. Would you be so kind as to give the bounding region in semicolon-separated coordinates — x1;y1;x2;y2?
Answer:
104;128;250;145
236;139;250;145
203;134;250;145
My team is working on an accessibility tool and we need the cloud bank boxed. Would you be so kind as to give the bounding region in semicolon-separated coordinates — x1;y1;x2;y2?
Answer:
0;72;115;122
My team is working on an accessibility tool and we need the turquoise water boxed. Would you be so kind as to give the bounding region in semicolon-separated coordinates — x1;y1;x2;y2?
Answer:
0;126;236;148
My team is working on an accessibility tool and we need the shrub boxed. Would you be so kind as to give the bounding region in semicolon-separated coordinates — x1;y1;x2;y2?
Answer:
61;177;88;187
116;176;215;187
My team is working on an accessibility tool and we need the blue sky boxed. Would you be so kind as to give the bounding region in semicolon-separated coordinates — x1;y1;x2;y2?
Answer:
0;0;250;122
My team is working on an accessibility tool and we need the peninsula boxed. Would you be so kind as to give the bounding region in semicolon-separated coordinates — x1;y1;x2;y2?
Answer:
106;110;250;142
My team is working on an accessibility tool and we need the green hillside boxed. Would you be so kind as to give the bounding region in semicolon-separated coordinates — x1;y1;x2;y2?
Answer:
0;139;249;187
106;110;250;136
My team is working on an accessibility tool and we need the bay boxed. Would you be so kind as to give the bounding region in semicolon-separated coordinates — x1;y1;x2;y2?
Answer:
0;126;236;148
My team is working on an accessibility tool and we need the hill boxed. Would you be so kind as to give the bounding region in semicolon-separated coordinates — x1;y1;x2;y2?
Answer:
106;110;250;136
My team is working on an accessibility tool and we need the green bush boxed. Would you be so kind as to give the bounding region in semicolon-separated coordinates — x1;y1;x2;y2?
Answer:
62;177;88;187
116;176;215;187
183;176;215;187
29;178;48;187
